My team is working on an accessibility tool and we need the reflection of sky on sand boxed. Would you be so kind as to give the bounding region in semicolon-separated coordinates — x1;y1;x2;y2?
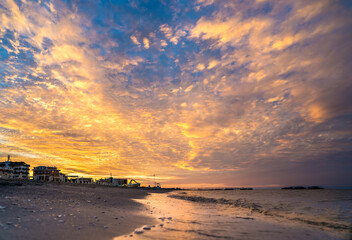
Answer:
114;192;337;240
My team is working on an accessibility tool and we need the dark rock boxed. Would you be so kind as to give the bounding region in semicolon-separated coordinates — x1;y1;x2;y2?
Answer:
307;186;324;189
281;186;306;190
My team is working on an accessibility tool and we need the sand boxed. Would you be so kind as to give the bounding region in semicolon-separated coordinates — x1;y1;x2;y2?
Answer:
0;181;163;240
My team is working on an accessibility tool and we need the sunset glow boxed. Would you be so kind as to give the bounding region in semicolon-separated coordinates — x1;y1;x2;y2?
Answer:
0;0;351;187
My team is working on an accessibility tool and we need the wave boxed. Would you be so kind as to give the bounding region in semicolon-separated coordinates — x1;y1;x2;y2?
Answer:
169;195;262;211
169;194;352;231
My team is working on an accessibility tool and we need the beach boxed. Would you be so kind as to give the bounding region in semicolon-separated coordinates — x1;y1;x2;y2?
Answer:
1;183;352;240
0;182;160;240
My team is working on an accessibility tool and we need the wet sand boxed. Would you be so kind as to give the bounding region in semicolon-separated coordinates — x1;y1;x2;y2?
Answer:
116;192;351;240
0;182;163;240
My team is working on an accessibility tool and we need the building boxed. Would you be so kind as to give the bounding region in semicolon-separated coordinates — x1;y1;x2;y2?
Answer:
76;177;93;184
0;155;30;179
59;172;66;182
65;175;78;183
96;177;128;186
95;178;109;185
111;178;128;186
33;166;61;182
0;159;14;179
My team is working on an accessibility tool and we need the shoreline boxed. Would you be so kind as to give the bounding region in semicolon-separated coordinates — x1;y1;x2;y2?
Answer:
116;191;351;240
0;182;169;240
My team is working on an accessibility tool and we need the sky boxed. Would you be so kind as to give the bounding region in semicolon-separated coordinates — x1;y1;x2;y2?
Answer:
0;0;351;188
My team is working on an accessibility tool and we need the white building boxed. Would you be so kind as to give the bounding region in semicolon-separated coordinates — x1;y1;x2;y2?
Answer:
0;156;30;179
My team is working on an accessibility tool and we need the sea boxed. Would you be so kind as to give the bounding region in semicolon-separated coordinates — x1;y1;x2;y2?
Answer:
115;189;352;239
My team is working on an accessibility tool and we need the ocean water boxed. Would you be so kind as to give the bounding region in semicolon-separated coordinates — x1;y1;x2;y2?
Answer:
115;190;352;239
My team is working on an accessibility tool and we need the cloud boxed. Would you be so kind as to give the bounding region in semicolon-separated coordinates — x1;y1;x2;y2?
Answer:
159;24;187;45
130;35;140;45
160;40;168;47
143;37;150;49
159;24;173;39
0;0;351;187
196;63;205;71
207;60;219;69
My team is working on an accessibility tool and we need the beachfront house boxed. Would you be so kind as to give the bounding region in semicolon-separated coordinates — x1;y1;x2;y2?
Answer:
76;177;93;184
33;166;62;182
111;178;128;186
0;156;30;179
95;177;128;186
59;175;92;184
95;178;109;185
65;175;78;183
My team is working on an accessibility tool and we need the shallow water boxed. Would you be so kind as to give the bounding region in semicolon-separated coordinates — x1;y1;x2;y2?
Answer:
173;189;352;230
114;190;352;239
